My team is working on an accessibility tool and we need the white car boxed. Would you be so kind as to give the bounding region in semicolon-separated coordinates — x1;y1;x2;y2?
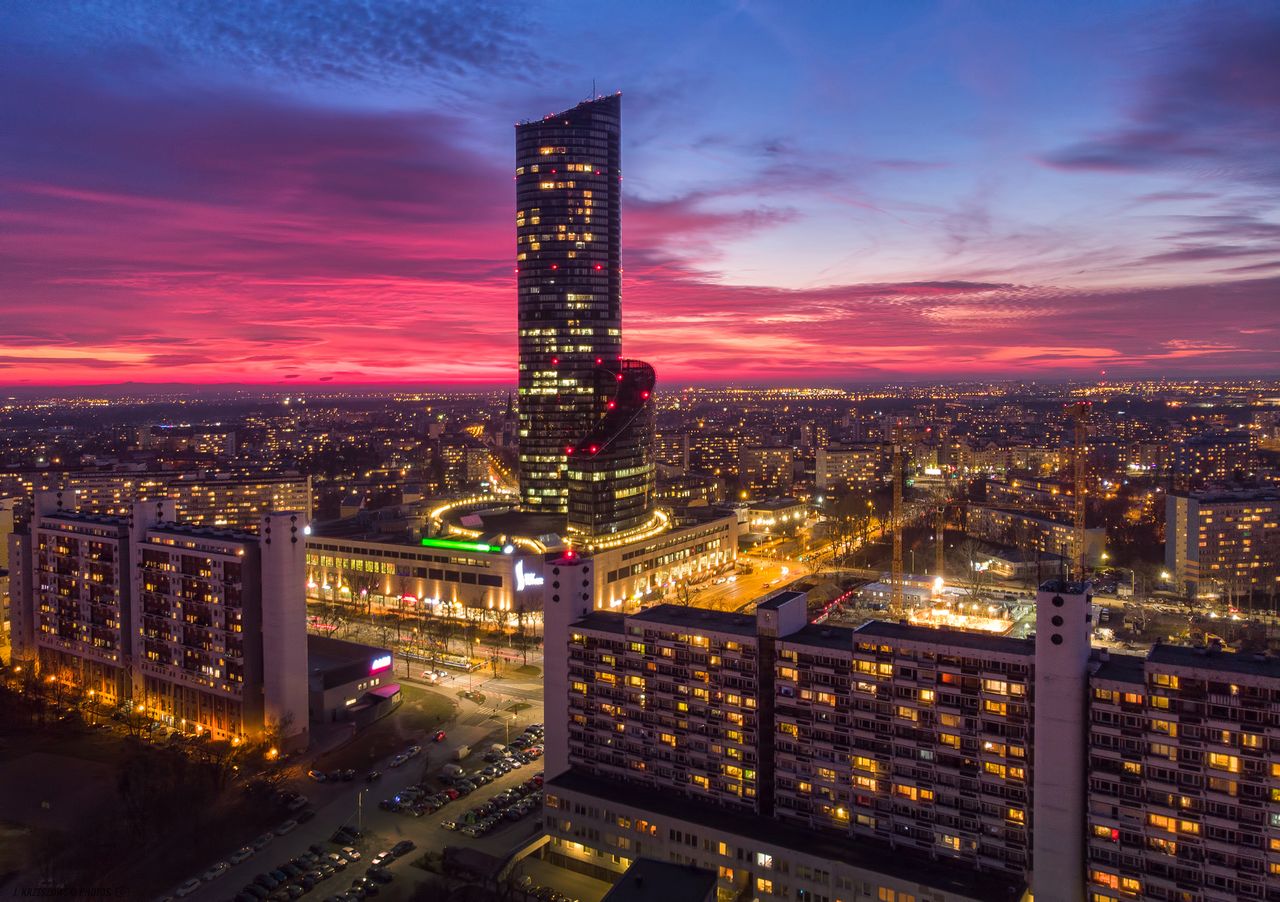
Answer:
229;846;254;865
388;753;408;768
341;846;361;861
201;861;230;881
174;879;202;897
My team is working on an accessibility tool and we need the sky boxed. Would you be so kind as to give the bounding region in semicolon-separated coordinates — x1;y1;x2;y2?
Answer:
1;0;1278;387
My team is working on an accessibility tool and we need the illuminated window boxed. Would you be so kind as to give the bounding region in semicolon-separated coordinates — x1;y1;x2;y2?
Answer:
1208;752;1239;773
1091;871;1120;890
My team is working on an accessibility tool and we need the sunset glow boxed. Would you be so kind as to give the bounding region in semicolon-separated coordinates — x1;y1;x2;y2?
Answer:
2;1;1277;386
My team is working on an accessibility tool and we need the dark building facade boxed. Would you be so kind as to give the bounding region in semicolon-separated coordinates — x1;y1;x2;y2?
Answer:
515;95;623;515
566;360;656;536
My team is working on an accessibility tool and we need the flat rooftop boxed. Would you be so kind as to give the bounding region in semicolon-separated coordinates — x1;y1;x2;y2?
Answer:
1149;643;1280;678
628;604;758;637
307;634;392;672
549;769;1024;902
439;505;565;544
757;589;806;611
784;622;858;652
573;610;627;635
1092;651;1146;685
854;619;1034;657
602;858;717;902
747;497;802;511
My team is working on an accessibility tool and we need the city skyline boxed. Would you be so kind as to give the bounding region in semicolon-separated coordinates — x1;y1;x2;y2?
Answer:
3;1;1278;387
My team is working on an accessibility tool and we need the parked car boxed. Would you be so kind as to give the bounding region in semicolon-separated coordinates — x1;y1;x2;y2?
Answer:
307;769;327;782
365;771;381;782
202;861;231;881
230;846;255;864
391;840;416;857
174;879;202;897
274;820;298;835
251;833;275;850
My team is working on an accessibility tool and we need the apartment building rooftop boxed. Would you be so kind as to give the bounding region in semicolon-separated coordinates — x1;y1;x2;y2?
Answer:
785;622;857;651
40;509;129;527
1149;642;1280;678
853;619;1034;657
628;603;759;637
549;769;1025;902
1091;651;1145;685
574;610;626;634
148;520;258;542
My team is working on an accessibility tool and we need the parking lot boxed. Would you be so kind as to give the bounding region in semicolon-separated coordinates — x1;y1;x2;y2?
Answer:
166;723;548;902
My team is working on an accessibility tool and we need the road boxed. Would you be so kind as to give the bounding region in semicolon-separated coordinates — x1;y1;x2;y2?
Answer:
179;709;548;902
683;554;812;612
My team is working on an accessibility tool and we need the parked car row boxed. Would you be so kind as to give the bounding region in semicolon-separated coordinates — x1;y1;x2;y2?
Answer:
442;777;543;838
229;831;394;902
514;876;579;902
307;768;357;783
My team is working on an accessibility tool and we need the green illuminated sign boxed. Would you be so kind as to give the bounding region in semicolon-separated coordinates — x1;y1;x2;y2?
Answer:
420;537;502;554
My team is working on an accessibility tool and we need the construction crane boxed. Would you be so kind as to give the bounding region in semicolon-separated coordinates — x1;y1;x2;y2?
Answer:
1064;401;1092;580
890;422;905;611
935;504;946;580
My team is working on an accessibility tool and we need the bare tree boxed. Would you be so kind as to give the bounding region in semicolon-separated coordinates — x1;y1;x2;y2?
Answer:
513;604;530;666
951;539;992;604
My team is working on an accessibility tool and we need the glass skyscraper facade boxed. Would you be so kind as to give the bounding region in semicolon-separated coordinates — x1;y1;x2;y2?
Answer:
566;359;656;536
515;95;623;515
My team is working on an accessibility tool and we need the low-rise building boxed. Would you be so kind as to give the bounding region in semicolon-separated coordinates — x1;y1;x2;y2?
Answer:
306;634;401;727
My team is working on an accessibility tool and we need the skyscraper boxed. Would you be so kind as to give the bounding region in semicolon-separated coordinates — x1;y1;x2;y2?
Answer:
566;359;656;535
515;95;623;515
